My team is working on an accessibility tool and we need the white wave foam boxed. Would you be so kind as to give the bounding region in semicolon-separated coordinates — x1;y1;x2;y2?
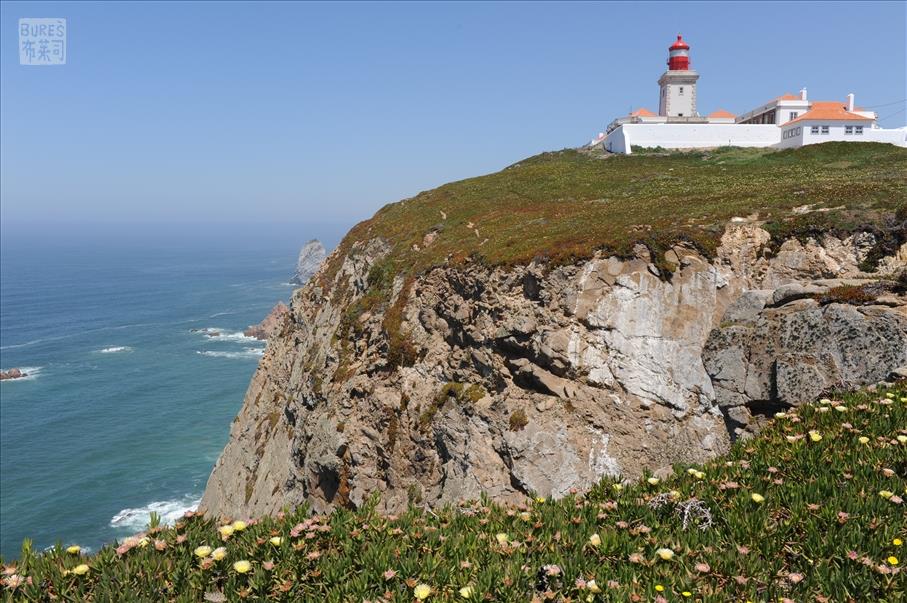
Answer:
98;346;132;354
1;366;42;382
196;347;264;359
196;327;258;343
110;496;201;533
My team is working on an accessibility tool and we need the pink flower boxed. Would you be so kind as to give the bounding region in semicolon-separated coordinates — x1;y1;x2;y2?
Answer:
154;539;167;551
695;562;710;573
263;561;275;571
574;578;587;589
176;534;187;544
847;550;859;560
306;551;320;561
383;570;397;580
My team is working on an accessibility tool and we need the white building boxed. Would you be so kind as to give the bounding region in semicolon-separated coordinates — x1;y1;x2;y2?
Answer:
593;36;907;154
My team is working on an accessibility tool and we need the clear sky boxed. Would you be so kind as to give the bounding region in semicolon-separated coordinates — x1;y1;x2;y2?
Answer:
1;1;905;234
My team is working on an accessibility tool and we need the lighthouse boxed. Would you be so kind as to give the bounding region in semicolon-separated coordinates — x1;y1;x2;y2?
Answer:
657;34;699;117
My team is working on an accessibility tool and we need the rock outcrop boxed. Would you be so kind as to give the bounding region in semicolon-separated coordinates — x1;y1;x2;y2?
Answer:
291;240;327;285
200;223;906;520
704;283;907;438
244;303;290;341
0;368;27;381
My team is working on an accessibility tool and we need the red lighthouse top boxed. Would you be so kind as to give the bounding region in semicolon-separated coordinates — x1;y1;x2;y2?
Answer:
667;34;691;70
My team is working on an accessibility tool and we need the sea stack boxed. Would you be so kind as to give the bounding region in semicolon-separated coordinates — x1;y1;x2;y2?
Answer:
291;240;327;285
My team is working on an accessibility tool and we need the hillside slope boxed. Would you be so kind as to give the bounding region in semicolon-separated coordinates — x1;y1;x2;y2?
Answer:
6;386;906;601
199;142;907;522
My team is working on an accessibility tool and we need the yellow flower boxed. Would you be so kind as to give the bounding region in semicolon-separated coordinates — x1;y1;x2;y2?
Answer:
495;533;509;545
612;483;623;492
66;545;81;554
535;497;546;504
194;545;212;558
774;412;787;419
809;430;822;442
691;470;705;480
669;490;681;499
858;436;870;444
459;585;474;599
589;533;601;547
72;564;90;576
655;584;665;592
231;520;247;531
233;560;252;574
211;547;227;561
682;592;692;598
269;536;283;546
138;537;149;548
647;477;660;486
655;547;674;560
586;579;601;593
888;556;899;565
897;435;907;444
519;511;532;522
893;538;903;547
414;584;431;600
880;490;894;499
750;493;765;504
819;398;831;404
834;405;847;412
885;393;894;399
218;525;235;538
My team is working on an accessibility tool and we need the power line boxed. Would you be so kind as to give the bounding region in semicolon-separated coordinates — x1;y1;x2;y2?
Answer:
877;107;905;122
861;99;906;109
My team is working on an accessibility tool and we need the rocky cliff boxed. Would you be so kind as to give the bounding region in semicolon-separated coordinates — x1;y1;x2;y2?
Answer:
200;219;906;519
290;240;327;285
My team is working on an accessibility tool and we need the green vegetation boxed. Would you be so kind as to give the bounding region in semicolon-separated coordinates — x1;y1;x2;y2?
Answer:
418;382;485;428
320;143;906;293
5;385;905;601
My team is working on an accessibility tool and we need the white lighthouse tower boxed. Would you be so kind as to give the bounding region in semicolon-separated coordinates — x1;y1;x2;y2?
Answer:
657;34;699;117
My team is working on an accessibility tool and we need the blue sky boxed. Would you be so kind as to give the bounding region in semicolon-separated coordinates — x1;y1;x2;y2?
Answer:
1;1;905;233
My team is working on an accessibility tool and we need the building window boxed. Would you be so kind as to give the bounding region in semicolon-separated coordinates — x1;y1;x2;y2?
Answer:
845;126;853;135
679;86;684;95
811;126;819;134
821;126;829;135
855;126;864;135
790;112;798;120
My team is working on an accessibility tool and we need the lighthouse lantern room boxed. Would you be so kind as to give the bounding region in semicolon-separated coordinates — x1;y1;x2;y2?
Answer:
658;34;699;118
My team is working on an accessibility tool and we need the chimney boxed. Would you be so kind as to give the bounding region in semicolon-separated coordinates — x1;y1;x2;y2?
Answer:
800;87;807;101
847;93;855;112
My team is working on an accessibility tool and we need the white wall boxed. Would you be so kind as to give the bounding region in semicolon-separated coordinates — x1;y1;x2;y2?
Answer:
780;121;907;149
604;123;780;154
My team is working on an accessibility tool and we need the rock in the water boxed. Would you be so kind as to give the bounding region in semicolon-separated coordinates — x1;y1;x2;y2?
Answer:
0;368;26;381
291;240;327;285
244;302;290;341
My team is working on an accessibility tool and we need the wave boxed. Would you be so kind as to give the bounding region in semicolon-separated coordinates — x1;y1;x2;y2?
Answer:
194;327;258;343
110;496;201;533
98;346;132;354
196;347;264;359
1;366;43;382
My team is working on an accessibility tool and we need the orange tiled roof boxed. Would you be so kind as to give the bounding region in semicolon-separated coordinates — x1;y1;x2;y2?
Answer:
708;109;736;118
777;93;800;101
786;101;874;125
630;108;656;117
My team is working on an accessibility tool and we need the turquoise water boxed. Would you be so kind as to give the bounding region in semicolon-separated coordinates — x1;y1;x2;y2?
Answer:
0;226;337;559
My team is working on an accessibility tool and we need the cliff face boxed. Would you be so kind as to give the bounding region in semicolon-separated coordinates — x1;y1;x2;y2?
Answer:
200;222;906;519
291;240;327;285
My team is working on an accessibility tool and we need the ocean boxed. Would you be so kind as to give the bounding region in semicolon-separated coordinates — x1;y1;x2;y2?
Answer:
0;224;341;559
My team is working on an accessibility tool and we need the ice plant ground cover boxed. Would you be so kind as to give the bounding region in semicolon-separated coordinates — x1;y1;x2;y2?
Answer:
3;385;905;602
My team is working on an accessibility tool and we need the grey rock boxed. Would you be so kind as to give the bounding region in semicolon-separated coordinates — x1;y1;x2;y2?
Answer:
291;239;327;285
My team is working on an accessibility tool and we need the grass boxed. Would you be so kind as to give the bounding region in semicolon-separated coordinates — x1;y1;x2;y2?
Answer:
4;384;905;601
319;142;906;292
